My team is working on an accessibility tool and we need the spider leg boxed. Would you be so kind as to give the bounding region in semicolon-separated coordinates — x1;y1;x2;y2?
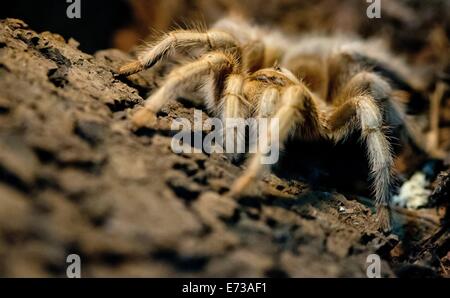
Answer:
221;74;248;119
220;74;250;155
258;87;281;118
227;87;281;193
229;84;319;196
118;30;239;76
327;72;395;230
131;51;235;128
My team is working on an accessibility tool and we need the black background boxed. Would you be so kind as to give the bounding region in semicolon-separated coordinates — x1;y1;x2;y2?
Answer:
1;278;447;297
1;0;133;53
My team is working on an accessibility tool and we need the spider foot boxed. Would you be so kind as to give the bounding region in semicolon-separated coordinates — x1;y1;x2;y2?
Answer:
228;173;256;198
130;107;157;130
375;205;392;233
118;60;143;76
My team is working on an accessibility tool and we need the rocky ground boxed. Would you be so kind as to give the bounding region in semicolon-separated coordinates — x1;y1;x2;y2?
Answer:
0;18;448;277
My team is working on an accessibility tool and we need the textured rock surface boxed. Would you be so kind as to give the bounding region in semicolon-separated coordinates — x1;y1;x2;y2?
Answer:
0;19;446;277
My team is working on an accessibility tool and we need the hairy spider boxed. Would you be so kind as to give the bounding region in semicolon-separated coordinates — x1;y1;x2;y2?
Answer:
118;17;426;230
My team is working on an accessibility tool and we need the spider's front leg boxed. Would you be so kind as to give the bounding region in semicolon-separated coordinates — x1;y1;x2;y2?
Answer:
118;30;239;76
229;83;321;196
131;51;237;128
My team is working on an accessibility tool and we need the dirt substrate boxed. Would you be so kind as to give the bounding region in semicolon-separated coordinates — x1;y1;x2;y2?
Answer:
0;19;448;277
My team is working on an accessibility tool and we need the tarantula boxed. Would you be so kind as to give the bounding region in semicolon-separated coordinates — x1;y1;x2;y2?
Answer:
118;17;425;230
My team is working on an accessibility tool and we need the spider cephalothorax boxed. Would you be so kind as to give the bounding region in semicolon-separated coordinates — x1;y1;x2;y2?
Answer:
118;17;426;231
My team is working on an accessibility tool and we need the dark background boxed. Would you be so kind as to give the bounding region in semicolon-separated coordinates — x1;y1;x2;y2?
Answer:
1;0;449;64
1;0;133;53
